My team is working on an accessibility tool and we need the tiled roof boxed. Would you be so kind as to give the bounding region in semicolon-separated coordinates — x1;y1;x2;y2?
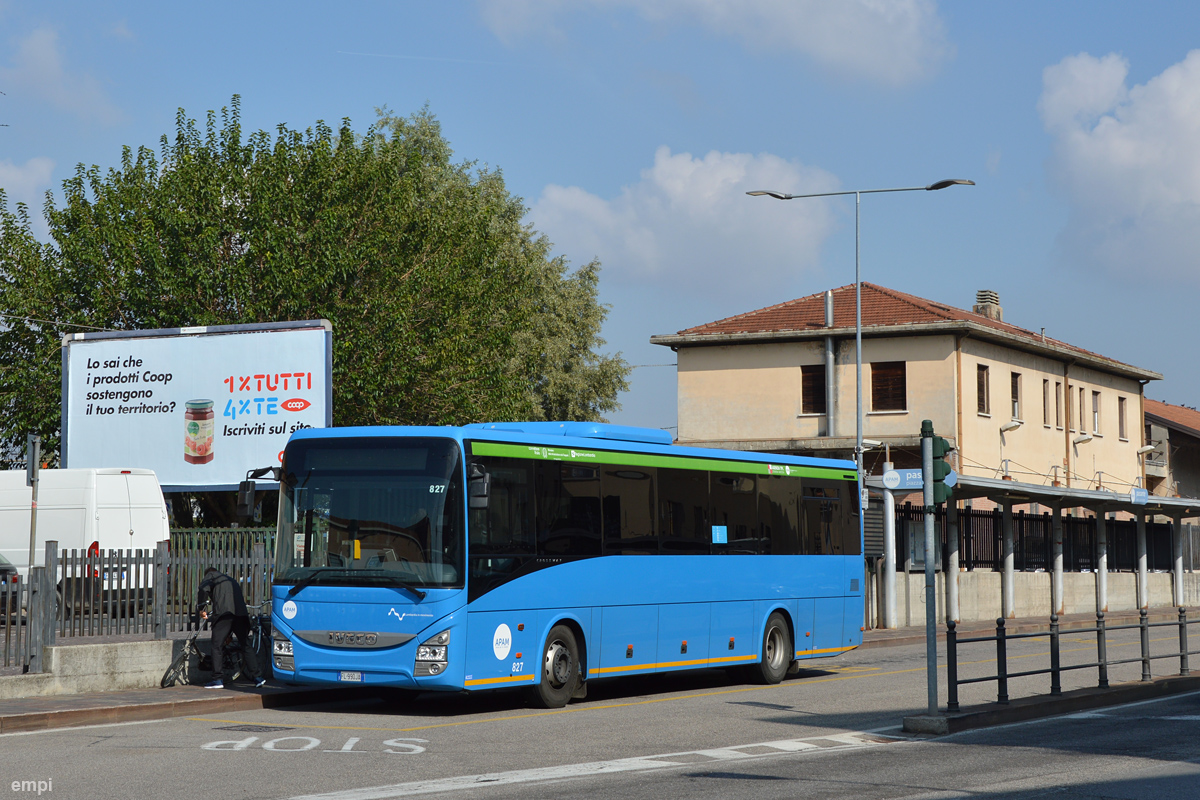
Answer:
1145;398;1200;438
667;282;1154;378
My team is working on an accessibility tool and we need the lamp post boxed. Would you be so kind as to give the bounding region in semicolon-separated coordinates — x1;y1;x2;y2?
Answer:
747;179;974;525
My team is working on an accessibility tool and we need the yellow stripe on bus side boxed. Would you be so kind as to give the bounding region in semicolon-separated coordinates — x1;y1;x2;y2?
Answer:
589;654;757;676
795;645;858;656
464;674;537;687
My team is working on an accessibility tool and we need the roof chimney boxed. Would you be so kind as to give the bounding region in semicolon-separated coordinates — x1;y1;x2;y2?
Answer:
973;289;1002;321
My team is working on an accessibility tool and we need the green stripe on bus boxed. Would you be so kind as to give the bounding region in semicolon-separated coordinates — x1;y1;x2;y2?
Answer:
468;440;855;481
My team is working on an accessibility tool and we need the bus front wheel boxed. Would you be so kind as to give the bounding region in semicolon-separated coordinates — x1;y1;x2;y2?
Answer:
749;612;792;685
529;624;580;709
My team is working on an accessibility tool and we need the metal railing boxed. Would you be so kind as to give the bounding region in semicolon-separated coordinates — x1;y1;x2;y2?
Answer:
896;504;1191;573
3;535;276;673
946;608;1200;711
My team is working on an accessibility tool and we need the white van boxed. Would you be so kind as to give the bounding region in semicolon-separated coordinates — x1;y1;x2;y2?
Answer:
0;468;170;578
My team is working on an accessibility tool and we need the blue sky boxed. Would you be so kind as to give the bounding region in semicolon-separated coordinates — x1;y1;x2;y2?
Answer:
4;1;1200;432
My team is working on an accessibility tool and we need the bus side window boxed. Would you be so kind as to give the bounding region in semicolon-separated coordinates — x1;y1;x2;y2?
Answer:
759;474;802;555
658;468;709;555
469;457;535;555
710;472;758;554
602;467;657;555
536;463;602;558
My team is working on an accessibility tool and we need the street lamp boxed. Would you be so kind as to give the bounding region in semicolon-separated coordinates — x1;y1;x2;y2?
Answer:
749;177;974;721
746;178;974;501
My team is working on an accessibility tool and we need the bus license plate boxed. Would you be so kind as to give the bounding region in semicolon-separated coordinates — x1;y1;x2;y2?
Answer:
338;671;363;683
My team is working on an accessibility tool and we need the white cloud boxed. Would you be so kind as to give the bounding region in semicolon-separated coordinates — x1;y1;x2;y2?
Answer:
1040;51;1200;279
530;145;840;301
479;0;950;86
0;157;54;237
0;28;121;124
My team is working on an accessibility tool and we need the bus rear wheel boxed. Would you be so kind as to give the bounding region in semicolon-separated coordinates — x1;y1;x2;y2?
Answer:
749;612;792;685
529;624;580;709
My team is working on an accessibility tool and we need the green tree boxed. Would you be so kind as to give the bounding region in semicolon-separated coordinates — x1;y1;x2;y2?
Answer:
0;97;629;468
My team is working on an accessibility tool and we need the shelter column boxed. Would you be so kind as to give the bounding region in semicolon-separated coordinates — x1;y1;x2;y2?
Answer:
1096;511;1108;614
1136;512;1148;609
1001;501;1015;619
946;502;960;623
1051;504;1064;617
1174;514;1184;608
882;488;897;628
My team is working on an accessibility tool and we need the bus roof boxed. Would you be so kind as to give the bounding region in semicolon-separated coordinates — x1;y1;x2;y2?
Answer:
289;422;857;472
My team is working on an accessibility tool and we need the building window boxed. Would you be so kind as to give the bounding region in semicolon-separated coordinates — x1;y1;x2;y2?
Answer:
977;365;990;415
1119;396;1127;440
801;364;826;415
871;361;906;411
1079;388;1086;434
1043;380;1050;426
1092;391;1101;434
1055;382;1062;429
1011;372;1021;419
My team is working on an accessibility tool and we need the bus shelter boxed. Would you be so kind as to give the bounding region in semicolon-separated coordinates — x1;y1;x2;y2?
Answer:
865;473;1200;628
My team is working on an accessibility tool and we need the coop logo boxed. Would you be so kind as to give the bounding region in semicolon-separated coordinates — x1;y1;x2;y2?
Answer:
281;398;311;412
492;623;512;660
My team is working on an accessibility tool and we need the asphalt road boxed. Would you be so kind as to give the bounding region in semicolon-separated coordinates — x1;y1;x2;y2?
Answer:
2;626;1196;800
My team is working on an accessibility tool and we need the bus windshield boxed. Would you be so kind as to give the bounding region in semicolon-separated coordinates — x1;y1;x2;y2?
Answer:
275;436;464;589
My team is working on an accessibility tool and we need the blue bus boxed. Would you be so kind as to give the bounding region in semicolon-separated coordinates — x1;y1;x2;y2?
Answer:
269;421;862;708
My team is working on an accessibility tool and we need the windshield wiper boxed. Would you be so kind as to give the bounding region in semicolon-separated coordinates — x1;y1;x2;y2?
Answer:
285;567;344;597
378;575;427;601
284;568;428;600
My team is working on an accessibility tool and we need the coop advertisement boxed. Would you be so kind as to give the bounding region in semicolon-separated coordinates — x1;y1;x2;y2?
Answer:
62;321;332;489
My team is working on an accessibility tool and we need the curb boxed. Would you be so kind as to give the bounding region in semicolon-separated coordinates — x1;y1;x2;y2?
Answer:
903;674;1200;735
0;685;379;735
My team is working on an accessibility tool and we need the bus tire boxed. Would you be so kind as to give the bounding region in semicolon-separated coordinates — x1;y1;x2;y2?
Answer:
750;612;792;685
529;624;580;709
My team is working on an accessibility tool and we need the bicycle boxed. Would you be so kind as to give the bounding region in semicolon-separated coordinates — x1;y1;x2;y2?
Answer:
160;602;271;687
223;602;272;683
161;605;213;688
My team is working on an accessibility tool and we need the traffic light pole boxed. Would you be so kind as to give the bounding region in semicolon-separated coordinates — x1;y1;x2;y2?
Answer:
920;420;938;717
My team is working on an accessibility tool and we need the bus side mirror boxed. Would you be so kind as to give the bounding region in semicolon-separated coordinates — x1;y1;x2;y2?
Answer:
237;480;256;519
468;463;490;509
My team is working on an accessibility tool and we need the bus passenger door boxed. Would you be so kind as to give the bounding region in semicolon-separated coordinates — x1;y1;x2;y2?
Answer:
599;606;658;675
812;597;844;655
658;603;710;669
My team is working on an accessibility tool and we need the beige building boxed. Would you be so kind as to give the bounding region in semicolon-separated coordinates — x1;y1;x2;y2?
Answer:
651;283;1161;491
1144;399;1200;500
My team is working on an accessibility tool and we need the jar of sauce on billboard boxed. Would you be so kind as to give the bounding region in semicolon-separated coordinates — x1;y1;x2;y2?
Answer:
184;399;214;464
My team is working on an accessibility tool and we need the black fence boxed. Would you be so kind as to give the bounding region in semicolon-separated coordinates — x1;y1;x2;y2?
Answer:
894;504;1188;573
946;609;1199;711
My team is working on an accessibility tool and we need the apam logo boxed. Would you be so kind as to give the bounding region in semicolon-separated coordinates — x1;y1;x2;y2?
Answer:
281;398;311;412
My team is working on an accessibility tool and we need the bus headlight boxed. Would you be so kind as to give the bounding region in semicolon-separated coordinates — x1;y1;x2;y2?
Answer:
414;629;449;676
272;630;295;672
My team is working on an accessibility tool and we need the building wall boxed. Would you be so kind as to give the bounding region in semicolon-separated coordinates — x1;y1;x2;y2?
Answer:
675;330;1145;489
676;340;825;442
676;335;958;444
954;339;1143;488
852;335;958;442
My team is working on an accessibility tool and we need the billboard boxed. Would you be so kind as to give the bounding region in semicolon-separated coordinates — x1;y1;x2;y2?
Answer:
62;321;332;490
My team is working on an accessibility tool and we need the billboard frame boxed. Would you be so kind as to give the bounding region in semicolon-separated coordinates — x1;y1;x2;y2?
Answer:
61;319;333;492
